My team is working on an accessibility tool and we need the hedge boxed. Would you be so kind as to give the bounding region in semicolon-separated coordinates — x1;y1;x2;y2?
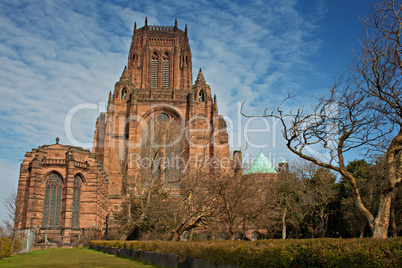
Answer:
0;238;12;260
90;238;402;267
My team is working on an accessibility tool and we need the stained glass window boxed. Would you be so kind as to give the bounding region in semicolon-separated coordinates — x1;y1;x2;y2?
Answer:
42;173;63;228
72;175;82;228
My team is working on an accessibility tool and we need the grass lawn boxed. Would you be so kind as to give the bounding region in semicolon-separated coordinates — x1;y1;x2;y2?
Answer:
0;247;158;267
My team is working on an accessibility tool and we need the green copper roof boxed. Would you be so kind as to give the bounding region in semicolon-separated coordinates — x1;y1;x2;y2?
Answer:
245;151;278;174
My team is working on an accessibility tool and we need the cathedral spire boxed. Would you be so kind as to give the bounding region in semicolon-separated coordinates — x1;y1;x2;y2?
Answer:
134;21;137;34
195;68;206;84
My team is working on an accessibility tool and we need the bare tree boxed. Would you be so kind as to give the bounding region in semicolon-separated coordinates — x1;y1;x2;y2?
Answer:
2;191;22;251
115;113;188;240
169;169;222;241
213;171;275;240
274;165;313;239
349;0;402;238
241;0;402;239
300;164;338;238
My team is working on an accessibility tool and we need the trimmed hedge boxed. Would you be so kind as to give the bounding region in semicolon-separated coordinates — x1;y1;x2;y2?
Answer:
90;238;402;267
0;238;12;260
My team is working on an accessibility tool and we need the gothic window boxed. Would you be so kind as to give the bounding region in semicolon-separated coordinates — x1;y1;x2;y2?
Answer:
140;112;183;189
151;51;159;88
121;88;127;100
199;90;205;102
43;173;63;228
162;52;170;88
72;175;82;229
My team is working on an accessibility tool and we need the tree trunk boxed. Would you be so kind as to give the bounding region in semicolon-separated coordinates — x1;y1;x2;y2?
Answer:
282;207;287;240
390;204;397;237
188;229;194;241
372;191;393;238
372;131;402;239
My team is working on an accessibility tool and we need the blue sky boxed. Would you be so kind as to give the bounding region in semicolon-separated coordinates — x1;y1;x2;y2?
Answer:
0;0;375;222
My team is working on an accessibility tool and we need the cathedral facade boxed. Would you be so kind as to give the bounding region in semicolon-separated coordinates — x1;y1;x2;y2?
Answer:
15;19;231;246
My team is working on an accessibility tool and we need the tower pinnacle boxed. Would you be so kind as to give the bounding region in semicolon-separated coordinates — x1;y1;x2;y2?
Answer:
195;68;206;84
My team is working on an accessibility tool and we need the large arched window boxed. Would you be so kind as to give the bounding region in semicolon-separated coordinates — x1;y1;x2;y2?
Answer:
162;52;170;88
140;112;184;189
151;51;159;88
43;173;63;228
72;175;82;228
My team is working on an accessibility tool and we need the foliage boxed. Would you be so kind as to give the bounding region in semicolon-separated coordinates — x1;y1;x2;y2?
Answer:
0;238;12;260
91;238;402;267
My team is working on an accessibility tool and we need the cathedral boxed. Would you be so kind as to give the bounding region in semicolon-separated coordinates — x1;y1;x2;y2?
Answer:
15;19;233;246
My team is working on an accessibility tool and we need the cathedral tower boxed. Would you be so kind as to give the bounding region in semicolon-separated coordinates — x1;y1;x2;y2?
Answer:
93;18;230;212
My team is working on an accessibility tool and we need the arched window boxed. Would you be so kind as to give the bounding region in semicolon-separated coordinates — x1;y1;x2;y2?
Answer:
72;175;82;229
162;52;170;88
121;88;127;100
43;173;63;228
151;51;159;88
141;112;183;189
199;90;205;102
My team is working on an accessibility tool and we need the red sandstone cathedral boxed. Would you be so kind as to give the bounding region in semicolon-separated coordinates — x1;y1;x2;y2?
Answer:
15;19;234;246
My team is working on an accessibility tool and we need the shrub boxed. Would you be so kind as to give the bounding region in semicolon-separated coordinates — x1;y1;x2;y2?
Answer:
90;238;402;267
0;238;12;260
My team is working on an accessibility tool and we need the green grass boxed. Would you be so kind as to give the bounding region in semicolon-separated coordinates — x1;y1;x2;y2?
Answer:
0;247;158;267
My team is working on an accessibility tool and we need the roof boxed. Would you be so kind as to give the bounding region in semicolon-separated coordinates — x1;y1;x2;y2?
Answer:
245;151;278;174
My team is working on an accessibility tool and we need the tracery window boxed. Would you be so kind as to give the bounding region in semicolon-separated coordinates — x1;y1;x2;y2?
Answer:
43;173;63;228
140;112;183;189
151;51;159;88
162;52;170;88
72;175;82;228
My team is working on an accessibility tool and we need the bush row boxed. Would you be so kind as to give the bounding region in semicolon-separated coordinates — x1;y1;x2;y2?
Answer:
90;238;402;267
0;238;12;260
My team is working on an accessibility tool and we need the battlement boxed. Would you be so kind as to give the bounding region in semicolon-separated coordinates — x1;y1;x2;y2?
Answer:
149;25;174;31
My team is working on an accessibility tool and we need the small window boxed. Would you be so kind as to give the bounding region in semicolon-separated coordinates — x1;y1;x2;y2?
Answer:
199;91;205;102
121;88;127;100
